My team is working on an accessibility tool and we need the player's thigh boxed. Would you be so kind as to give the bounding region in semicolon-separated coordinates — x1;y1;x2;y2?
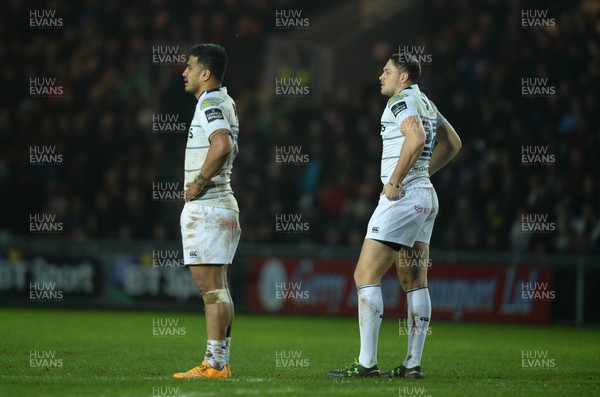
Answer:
354;238;397;285
397;242;429;288
189;265;227;293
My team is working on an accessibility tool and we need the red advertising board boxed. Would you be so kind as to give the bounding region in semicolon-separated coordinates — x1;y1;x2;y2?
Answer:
246;257;553;324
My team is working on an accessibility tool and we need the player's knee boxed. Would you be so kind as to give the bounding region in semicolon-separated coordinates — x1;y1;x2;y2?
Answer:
354;267;380;286
354;267;368;285
202;288;231;305
353;269;360;286
411;277;427;289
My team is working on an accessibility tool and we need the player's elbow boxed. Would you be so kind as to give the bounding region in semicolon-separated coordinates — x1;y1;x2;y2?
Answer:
415;130;426;150
451;134;462;154
211;133;233;156
218;142;233;158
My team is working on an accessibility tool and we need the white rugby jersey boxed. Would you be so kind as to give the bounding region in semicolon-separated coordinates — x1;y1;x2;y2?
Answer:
380;84;446;188
185;86;239;212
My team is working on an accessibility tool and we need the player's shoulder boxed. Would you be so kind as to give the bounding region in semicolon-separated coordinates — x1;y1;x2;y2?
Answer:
386;92;408;108
199;89;227;110
386;91;417;109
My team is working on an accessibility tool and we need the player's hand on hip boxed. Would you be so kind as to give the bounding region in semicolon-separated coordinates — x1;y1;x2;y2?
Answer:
382;182;402;201
185;182;204;202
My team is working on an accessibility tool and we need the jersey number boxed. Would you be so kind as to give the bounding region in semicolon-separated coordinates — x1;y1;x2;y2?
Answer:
420;120;434;160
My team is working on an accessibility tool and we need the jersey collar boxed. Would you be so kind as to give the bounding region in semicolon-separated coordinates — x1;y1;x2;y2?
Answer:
399;84;419;94
199;86;226;100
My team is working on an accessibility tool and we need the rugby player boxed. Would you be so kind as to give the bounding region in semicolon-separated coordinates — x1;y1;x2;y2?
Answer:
328;52;461;378
173;44;240;379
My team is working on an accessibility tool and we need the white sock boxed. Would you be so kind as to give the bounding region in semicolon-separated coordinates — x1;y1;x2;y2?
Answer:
403;291;414;367
357;284;383;368
405;288;431;368
225;336;231;365
204;340;227;370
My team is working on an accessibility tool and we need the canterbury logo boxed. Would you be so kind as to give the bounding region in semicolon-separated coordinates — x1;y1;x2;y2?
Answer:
420;317;430;322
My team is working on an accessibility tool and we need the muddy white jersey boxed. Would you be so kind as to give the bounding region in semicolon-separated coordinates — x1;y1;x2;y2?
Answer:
185;86;239;212
380;84;446;188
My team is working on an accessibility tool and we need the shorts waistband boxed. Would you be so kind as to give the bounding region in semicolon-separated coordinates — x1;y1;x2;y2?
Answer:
401;178;432;190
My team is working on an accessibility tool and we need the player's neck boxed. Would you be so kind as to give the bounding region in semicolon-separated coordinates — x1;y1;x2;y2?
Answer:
395;82;414;94
195;82;222;99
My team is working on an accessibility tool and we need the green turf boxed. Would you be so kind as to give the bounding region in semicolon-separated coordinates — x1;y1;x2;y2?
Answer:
0;308;598;397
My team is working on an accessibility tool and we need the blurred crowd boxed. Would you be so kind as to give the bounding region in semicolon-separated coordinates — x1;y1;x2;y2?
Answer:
1;0;598;254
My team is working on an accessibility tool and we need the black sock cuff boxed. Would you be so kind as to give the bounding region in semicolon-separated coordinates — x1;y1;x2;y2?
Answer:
406;286;428;294
357;284;381;291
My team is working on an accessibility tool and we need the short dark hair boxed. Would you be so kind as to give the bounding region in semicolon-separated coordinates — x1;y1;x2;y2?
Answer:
390;53;421;83
190;44;227;83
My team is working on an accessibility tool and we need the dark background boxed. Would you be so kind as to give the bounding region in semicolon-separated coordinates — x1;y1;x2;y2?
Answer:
1;1;598;254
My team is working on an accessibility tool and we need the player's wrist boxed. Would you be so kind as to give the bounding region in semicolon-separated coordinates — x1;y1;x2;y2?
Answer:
193;171;208;187
388;180;403;190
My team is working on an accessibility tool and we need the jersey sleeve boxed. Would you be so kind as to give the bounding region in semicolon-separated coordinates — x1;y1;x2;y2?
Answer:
387;94;419;126
198;97;231;139
430;100;447;128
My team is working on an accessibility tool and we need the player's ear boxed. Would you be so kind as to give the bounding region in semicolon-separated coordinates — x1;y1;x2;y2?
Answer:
400;71;409;84
200;68;212;82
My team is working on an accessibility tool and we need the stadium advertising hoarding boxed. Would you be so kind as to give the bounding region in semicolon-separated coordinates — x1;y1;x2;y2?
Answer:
0;250;100;303
107;254;200;304
247;257;553;324
0;248;201;307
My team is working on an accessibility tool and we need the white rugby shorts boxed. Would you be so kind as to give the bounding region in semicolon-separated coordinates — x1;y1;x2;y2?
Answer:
365;186;439;248
180;203;241;265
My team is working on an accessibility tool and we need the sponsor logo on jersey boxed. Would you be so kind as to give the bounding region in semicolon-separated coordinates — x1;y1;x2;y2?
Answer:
414;205;437;214
200;97;224;109
205;108;224;123
387;93;408;106
391;101;407;117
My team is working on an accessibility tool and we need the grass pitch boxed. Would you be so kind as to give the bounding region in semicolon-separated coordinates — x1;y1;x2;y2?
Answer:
0;308;598;396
